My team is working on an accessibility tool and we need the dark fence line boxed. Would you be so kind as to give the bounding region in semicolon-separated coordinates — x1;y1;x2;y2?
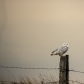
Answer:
0;66;84;74
69;69;84;73
0;66;59;70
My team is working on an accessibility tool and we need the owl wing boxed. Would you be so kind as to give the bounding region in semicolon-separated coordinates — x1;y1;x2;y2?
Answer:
51;48;58;56
59;46;68;55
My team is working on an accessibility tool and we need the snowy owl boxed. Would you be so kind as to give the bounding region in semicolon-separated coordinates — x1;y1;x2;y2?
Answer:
51;43;69;56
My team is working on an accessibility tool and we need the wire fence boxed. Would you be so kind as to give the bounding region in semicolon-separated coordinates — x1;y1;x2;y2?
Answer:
0;66;59;70
0;66;84;84
0;66;84;73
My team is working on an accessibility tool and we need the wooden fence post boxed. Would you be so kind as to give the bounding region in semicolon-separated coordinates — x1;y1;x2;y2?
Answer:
59;55;69;84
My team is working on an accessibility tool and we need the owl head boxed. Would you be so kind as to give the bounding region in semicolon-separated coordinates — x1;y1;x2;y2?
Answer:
63;43;69;47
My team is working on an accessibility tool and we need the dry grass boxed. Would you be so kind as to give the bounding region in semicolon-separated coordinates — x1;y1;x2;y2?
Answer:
0;74;58;84
0;74;80;84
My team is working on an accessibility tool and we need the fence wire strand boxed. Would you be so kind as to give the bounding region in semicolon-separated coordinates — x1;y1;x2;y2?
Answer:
69;70;84;73
0;66;84;74
0;66;59;70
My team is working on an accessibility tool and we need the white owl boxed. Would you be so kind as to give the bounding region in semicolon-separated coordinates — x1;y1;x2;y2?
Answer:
51;43;69;56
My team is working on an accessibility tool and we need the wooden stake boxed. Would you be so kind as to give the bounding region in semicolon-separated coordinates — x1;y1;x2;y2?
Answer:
59;55;69;84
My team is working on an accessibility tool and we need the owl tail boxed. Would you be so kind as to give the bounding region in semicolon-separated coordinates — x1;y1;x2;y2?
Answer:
51;53;54;56
51;50;57;56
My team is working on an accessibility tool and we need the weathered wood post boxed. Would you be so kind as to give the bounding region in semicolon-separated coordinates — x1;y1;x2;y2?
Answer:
59;55;69;84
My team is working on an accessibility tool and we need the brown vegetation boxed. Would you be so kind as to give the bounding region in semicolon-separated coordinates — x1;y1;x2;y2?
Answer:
0;74;58;84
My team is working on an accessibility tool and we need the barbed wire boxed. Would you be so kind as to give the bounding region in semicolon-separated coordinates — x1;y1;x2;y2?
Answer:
69;70;84;73
0;66;59;70
1;66;84;74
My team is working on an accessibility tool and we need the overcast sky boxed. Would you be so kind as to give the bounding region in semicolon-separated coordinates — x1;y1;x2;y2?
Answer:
0;0;84;82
